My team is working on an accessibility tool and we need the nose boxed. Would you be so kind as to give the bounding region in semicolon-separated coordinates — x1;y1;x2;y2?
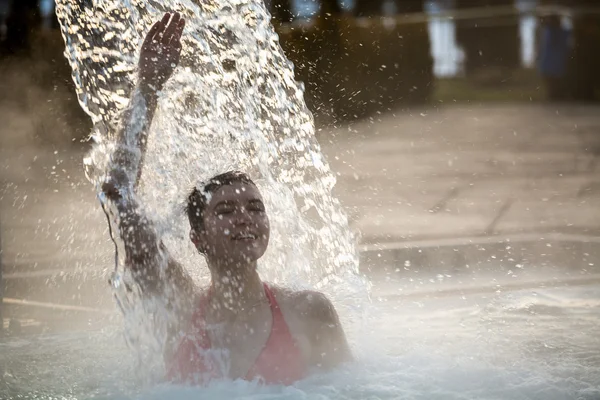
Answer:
233;206;252;226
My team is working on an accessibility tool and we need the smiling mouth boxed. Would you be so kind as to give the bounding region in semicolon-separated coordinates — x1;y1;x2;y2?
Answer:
232;232;257;241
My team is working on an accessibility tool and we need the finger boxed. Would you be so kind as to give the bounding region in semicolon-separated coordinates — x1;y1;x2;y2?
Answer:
172;50;181;67
169;18;185;45
162;12;180;44
153;13;171;42
143;21;161;47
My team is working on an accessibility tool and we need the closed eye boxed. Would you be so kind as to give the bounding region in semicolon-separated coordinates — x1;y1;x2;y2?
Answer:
248;200;265;212
214;201;235;215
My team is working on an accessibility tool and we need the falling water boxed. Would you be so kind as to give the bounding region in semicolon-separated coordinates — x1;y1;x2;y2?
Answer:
55;0;369;380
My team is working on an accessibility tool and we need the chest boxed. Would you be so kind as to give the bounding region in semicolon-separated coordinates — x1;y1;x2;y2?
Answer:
276;310;312;363
203;309;312;380
205;310;272;379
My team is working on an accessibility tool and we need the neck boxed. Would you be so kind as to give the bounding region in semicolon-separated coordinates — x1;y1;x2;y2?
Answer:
207;259;266;319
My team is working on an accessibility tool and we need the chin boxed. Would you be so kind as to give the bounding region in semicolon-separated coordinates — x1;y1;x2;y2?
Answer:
240;248;266;262
233;242;267;262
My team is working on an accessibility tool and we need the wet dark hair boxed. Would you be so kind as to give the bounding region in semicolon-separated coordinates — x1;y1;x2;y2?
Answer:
186;171;256;232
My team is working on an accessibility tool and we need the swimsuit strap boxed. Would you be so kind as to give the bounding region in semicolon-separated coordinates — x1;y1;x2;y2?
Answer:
170;281;305;385
263;283;283;320
262;282;293;337
245;283;304;384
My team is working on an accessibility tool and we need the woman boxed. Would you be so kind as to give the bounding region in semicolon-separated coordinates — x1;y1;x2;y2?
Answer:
102;12;352;386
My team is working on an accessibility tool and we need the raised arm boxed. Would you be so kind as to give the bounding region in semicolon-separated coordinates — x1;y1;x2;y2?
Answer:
102;13;194;300
111;12;185;186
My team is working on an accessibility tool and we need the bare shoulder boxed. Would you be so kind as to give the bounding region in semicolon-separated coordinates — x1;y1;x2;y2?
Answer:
270;286;338;323
270;285;352;367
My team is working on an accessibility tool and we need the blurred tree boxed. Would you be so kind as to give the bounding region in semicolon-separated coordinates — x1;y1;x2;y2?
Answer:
394;0;424;13
354;0;423;16
570;13;600;101
455;0;521;76
3;0;40;54
269;0;294;23
321;0;342;14
354;0;385;16
539;0;600;101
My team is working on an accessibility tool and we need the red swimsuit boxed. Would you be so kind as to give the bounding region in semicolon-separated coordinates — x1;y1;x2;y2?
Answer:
167;283;306;385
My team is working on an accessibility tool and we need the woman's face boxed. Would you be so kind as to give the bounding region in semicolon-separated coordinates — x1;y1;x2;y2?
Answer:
196;181;270;266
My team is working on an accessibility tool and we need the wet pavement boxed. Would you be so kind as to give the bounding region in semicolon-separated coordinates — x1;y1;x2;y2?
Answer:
323;104;600;244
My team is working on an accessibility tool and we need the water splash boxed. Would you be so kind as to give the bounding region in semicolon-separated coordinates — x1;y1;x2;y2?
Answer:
55;0;369;379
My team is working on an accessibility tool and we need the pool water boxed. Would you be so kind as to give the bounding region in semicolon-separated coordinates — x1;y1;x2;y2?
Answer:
2;241;599;400
8;0;598;396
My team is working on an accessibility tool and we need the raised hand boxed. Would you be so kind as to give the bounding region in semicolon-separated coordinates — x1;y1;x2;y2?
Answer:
139;12;185;93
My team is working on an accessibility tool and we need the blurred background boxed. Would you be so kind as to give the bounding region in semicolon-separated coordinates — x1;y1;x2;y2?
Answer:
1;0;599;335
